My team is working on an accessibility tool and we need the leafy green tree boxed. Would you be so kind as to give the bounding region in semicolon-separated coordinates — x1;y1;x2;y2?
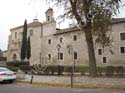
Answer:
26;36;31;60
44;0;121;77
21;20;27;61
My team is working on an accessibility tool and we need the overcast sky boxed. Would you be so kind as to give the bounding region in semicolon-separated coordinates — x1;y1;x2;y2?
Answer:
0;0;125;51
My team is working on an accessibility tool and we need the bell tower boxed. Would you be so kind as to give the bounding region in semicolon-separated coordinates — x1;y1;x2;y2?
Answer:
43;8;56;36
45;7;54;22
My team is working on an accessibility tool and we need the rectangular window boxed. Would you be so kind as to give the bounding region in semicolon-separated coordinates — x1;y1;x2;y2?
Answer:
30;29;33;36
98;49;102;55
48;54;51;60
74;52;77;60
103;57;107;63
73;35;77;41
60;53;63;60
15;32;17;39
48;39;51;44
120;47;125;53
120;33;125;40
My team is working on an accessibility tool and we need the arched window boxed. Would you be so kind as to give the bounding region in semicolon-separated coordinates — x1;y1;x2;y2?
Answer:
59;37;63;43
13;54;17;61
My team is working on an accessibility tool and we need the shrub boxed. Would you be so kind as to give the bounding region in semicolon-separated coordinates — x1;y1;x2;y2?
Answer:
44;65;64;75
47;66;56;75
64;66;72;73
31;65;124;77
19;65;31;73
6;61;29;67
97;67;105;72
60;66;64;75
97;67;106;76
106;66;114;76
7;66;18;72
115;66;124;76
75;66;89;75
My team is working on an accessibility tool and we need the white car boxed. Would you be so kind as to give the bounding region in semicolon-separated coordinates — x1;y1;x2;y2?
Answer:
0;67;16;83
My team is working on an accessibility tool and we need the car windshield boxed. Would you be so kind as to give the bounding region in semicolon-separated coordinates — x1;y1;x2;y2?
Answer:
0;68;9;72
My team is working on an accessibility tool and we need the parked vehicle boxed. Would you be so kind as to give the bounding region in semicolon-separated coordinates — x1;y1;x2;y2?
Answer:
0;67;16;83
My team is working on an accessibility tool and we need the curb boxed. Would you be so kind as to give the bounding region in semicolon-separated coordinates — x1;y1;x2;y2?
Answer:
17;80;125;90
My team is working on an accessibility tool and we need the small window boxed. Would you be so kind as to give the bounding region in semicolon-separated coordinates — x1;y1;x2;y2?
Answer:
30;29;33;36
48;54;51;60
103;57;107;63
74;52;77;60
98;49;102;55
120;47;125;53
73;35;77;41
48;39;51;44
60;53;63;60
47;16;50;21
60;37;63;43
15;32;17;38
120;33;125;40
40;53;42;62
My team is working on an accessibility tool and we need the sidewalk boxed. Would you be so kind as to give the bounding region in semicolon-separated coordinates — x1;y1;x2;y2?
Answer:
17;74;125;89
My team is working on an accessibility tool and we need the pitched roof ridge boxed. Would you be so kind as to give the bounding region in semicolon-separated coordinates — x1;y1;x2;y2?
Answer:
10;21;42;31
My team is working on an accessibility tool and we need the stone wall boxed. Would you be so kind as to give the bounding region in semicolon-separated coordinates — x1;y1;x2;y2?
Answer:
23;75;125;87
7;20;125;67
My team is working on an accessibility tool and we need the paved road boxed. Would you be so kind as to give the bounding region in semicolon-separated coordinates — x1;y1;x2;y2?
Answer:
0;82;125;93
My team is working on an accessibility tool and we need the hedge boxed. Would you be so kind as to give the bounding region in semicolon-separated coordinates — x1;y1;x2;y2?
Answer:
6;61;29;67
32;65;125;76
19;65;31;73
7;66;18;72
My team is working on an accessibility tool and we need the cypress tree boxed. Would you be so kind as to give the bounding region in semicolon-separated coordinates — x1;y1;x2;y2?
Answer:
21;20;27;61
26;36;31;60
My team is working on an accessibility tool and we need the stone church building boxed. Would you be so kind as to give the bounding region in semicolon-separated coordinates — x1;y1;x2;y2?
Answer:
7;8;125;67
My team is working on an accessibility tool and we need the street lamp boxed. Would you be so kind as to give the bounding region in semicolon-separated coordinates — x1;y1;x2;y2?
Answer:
56;44;61;76
67;44;75;88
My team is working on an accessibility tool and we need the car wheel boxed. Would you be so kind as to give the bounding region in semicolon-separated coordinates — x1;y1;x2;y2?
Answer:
9;80;14;83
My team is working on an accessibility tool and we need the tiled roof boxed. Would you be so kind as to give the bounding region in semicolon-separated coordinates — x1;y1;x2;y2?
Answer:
10;18;125;33
28;21;42;27
54;27;80;35
55;18;125;35
10;21;42;31
112;18;125;24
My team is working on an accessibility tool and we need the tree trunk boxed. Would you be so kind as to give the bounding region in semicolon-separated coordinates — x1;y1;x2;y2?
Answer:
69;0;97;76
83;2;97;76
84;28;97;77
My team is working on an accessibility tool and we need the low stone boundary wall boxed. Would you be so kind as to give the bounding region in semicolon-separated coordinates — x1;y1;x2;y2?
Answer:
22;75;125;87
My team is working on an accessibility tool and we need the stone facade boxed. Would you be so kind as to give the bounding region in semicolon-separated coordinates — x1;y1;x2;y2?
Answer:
7;8;125;67
0;50;7;66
